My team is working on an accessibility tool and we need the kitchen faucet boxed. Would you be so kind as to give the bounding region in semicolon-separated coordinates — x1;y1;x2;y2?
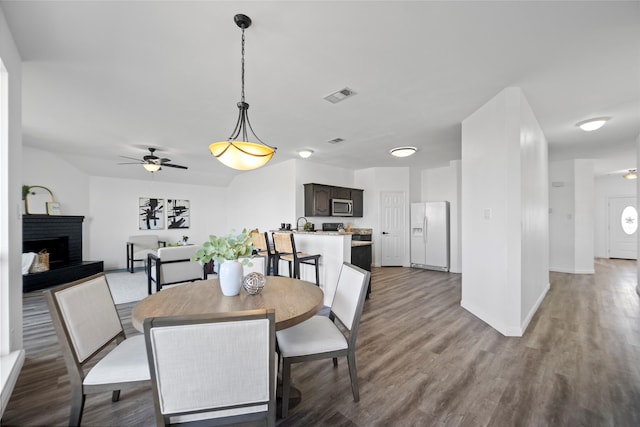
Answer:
296;217;308;231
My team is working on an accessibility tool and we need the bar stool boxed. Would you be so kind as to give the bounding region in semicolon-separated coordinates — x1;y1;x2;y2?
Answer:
272;233;321;286
250;230;275;275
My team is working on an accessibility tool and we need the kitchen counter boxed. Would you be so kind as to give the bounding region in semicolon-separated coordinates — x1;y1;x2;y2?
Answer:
271;231;351;305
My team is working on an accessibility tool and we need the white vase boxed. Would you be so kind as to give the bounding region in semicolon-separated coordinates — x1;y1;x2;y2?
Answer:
219;259;243;296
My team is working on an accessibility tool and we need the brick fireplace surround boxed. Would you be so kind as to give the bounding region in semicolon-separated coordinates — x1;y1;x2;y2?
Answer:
22;215;103;292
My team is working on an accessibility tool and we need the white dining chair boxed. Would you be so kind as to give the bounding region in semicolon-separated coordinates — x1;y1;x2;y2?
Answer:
45;273;150;426
275;262;371;418
144;309;276;426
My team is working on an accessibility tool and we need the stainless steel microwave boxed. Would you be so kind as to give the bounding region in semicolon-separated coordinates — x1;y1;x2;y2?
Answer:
331;199;353;216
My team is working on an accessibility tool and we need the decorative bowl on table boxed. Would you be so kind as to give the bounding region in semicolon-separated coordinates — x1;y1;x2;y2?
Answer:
243;272;266;295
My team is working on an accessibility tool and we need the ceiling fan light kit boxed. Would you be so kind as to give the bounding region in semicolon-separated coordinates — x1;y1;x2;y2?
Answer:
623;169;637;180
210;14;276;171
143;163;161;173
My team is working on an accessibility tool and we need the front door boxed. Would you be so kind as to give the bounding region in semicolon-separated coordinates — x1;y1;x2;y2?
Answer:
380;191;405;266
609;196;638;260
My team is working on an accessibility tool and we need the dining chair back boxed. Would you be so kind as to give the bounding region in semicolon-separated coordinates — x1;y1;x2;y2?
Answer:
272;232;321;286
144;309;276;427
251;230;275;275
45;273;150;426
275;262;370;417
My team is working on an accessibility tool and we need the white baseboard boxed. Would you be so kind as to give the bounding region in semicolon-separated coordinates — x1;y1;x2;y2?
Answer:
520;282;550;334
549;266;595;274
461;281;550;337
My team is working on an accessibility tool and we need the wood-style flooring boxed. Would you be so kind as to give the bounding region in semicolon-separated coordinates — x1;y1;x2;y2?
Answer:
2;258;639;426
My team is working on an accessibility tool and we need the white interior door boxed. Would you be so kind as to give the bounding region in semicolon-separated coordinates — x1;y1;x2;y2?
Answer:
380;191;405;266
609;196;638;260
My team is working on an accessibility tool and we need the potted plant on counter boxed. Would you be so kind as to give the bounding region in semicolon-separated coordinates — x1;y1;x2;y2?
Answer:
193;229;255;296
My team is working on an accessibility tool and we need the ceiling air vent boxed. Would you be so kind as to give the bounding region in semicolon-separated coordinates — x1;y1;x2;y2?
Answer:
327;137;345;144
323;87;356;104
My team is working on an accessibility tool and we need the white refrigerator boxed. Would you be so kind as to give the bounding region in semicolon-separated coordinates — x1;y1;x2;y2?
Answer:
410;201;450;272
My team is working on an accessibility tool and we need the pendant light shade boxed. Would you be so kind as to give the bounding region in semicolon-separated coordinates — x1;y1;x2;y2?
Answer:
210;14;276;171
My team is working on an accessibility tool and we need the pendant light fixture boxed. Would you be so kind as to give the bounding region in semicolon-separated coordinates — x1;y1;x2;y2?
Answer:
209;14;276;171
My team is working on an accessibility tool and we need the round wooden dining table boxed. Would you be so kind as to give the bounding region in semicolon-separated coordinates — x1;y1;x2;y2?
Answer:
131;275;324;333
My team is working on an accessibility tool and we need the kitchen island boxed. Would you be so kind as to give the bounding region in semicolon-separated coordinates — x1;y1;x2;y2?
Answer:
271;230;351;305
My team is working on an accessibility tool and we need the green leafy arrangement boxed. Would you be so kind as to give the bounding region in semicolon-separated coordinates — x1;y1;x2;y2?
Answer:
193;229;255;266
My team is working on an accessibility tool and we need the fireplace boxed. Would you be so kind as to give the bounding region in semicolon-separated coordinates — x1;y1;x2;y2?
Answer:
23;236;70;270
22;215;103;292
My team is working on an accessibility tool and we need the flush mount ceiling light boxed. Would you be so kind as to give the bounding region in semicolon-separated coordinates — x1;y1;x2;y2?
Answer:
576;117;609;132
389;146;417;158
209;14;277;171
298;149;314;159
623;169;638;180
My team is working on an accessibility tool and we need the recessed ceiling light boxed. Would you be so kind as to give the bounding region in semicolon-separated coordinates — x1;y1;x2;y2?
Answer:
298;149;314;159
389;146;417;157
576;117;609;132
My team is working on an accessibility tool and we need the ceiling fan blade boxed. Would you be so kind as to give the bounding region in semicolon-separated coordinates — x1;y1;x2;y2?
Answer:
159;158;171;163
119;155;143;162
162;163;188;170
117;162;143;165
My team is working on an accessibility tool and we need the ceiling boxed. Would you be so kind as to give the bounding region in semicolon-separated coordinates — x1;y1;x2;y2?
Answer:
2;1;639;186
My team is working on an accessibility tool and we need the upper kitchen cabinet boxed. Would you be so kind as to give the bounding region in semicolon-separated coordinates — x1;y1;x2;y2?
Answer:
304;183;364;217
330;187;351;200
351;189;364;217
305;184;331;217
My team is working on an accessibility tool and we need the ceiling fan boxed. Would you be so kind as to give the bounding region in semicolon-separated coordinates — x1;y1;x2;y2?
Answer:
118;148;188;173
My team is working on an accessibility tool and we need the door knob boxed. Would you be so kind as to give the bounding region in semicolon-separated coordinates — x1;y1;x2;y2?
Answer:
382;231;389;235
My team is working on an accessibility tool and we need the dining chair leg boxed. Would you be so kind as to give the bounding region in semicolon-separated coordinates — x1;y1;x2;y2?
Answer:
281;359;292;418
111;390;121;402
347;352;360;402
69;389;86;427
333;357;338;367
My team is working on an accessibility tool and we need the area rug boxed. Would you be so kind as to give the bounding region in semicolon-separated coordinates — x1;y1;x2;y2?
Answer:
105;269;148;304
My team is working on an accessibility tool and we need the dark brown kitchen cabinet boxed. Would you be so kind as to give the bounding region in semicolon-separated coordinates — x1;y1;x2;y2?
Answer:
304;183;364;217
304;184;331;216
351;189;363;217
330;187;351;200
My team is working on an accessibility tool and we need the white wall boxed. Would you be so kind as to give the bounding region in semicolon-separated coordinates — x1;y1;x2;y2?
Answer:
574;160;594;273
22;146;90;218
89;176;226;269
549;159;595;273
421;160;462;273
355;167;410;267
0;4;23;354
225;160;297;233
595;173;637;258
637;133;640;296
0;5;25;414
461;87;549;337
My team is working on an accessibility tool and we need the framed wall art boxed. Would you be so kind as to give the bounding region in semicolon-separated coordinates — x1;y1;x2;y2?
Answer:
139;197;165;230
167;199;190;229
